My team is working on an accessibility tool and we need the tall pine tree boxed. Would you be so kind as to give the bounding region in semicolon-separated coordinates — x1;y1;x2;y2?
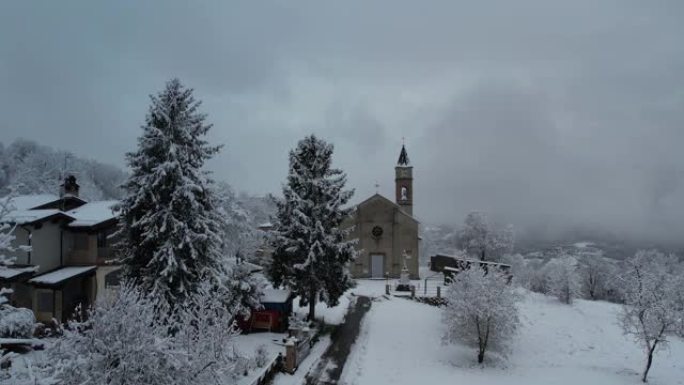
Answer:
268;135;357;321
116;78;224;307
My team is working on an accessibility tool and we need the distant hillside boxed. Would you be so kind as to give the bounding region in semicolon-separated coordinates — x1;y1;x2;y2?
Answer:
0;139;127;200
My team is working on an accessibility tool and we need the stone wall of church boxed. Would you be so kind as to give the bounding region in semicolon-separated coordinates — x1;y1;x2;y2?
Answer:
346;196;419;279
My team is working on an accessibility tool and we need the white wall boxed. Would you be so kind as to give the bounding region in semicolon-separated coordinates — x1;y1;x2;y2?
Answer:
10;221;63;273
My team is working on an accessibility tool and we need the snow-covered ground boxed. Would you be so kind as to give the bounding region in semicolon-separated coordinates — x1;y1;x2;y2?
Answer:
233;332;285;385
340;288;684;385
292;291;352;325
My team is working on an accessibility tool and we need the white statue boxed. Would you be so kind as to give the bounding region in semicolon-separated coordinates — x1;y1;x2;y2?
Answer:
399;250;411;285
400;186;408;201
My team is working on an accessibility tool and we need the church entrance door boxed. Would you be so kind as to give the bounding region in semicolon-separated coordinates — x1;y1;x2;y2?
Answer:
370;254;384;278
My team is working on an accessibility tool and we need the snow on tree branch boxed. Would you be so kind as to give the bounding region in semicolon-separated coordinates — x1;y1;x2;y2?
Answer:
443;266;521;364
618;250;683;383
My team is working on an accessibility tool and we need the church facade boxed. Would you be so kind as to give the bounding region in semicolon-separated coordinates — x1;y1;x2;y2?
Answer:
347;145;420;279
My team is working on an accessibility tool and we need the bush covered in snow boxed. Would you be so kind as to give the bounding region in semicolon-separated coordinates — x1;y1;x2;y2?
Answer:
254;344;269;368
42;284;190;385
36;282;241;385
443;266;520;364
0;305;35;338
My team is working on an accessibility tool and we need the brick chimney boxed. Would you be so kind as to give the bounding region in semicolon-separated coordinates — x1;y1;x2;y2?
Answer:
60;175;80;198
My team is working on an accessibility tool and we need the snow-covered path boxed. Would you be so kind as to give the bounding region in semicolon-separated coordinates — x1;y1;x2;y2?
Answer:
340;292;684;385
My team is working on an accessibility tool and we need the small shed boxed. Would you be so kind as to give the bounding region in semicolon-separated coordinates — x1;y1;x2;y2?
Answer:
432;254;512;283
239;289;293;333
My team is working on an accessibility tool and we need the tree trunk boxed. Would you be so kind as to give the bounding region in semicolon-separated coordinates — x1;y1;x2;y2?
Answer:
307;286;316;321
478;350;485;363
642;343;657;383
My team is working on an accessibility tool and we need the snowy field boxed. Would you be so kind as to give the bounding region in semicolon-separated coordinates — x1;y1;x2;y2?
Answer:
340;288;684;385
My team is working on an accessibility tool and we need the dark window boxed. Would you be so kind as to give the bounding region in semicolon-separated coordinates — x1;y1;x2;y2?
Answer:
97;232;107;248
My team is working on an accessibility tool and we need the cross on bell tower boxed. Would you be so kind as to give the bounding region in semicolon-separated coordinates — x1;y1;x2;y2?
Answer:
395;140;413;215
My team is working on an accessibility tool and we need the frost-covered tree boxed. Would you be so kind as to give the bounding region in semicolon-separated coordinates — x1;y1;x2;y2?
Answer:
672;269;684;338
215;182;275;261
43;283;193;385
0;195;33;307
577;252;613;300
33;282;242;385
268;135;357;321
500;253;528;287
116;78;225;308
525;259;551;294
457;212;513;262
0;196;16;307
618;250;682;383
443;266;520;364
176;283;241;384
545;256;581;304
0;139;127;200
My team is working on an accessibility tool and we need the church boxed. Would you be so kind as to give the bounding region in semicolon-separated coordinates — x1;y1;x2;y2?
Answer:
347;144;420;279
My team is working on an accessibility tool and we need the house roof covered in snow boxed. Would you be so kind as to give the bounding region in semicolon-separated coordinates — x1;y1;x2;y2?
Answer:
1;209;74;225
6;194;60;210
66;200;120;227
260;289;291;304
0;265;37;281
28;266;97;287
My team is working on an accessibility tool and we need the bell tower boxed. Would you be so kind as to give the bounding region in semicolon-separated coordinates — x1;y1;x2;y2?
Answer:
395;143;413;215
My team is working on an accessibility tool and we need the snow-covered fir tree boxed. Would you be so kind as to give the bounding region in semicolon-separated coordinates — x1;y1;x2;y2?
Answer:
443;266;520;364
618;250;682;383
116;78;225;308
220;258;266;320
268;135;357;321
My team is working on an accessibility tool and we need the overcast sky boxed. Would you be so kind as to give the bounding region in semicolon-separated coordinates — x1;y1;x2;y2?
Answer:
1;1;684;243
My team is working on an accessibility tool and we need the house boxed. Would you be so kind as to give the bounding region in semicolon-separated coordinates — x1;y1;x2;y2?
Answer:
345;144;420;279
0;175;122;323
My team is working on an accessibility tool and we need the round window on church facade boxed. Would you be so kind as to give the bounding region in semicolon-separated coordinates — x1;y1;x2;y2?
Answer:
371;226;383;238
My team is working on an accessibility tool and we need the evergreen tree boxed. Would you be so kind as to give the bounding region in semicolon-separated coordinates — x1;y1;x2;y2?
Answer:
268;135;356;321
116;78;224;307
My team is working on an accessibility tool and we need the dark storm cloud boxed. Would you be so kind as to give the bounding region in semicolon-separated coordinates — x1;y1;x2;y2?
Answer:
1;0;684;244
